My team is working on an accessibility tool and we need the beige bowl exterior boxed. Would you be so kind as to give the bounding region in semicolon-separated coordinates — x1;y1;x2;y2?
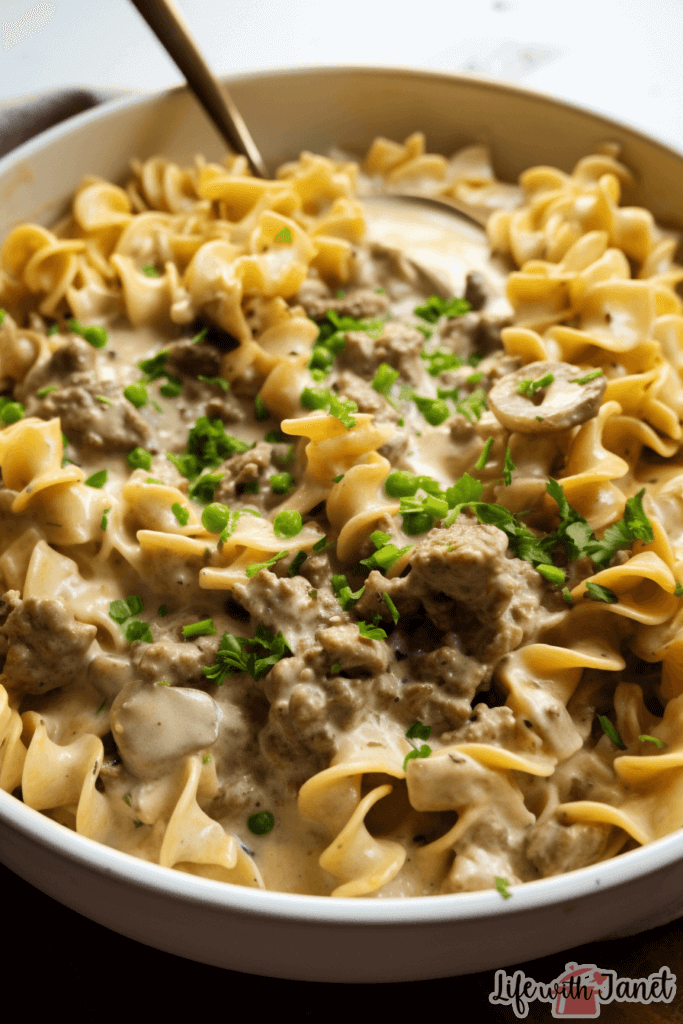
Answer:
1;67;683;982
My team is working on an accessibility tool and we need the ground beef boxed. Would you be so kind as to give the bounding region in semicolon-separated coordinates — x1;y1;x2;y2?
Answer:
212;441;284;511
333;369;399;424
133;638;217;686
165;340;222;378
0;590;96;694
526;818;616;877
18;335;96;398
298;286;390;322
28;375;152;451
338;321;424;383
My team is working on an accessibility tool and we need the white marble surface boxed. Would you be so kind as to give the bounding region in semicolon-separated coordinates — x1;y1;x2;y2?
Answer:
0;0;682;152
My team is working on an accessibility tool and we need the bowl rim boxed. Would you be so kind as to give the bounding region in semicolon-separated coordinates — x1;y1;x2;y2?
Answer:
2;64;683;927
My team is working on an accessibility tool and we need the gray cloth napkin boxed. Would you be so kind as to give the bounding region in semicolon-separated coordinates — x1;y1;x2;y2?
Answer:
0;87;129;159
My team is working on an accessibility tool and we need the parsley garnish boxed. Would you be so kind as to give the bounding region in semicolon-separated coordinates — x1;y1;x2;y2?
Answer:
158;605;168;617
332;574;365;610
109;595;144;623
202;754;212;764
570;369;603;385
84;469;107;489
561;586;574;605
37;385;58;397
421;347;463;376
101;507;111;531
245;550;289;577
171;502;190;526
495;877;512;900
308;309;386;378
502;448;515;487
127;447;153;471
414;295;470;323
274;227;292;244
254;394;268;419
141;263;160;277
168;417;249;480
358;620;387;640
47;323;59;336
198;375;230;391
456;387;488;422
639;734;665;748
585;582;618;603
125;620;154;644
189;472;224;505
288;550;307;576
413;394;450;426
300;386;357;430
383;592;399;624
360;531;413;573
598;715;624;748
203;626;291;684
182;619;216;638
403;720;432;770
475;437;494;471
270;472;295;494
517;372;554;396
191;327;208;344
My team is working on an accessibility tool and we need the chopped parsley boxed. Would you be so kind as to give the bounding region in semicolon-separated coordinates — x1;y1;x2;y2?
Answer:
248;810;275;835
639;734;665;749
358;620;387;640
331;661;340;673
332;473;344;483
585;582;618;603
332;574;365;610
47;323;59;336
517;372;554;396
403;720;432;771
101;507;111;531
245;550;289;577
360;530;413;573
189;472;224;505
676;583;683;598
383;592;399;624
474;437;494;471
191;327;208;344
254;394;268;419
67;318;108;349
37;385;58;397
124;620;154;644
158;604;168;617
598;715;624;748
300;386;357;430
141;263;160;277
570;369;603;385
96;700;106;715
171;502;190;526
502;447;515;487
168;416;250;480
274;226;292;244
159;377;182;398
95;394;113;405
109;595;145;624
84;469;107;489
413;295;470;323
198;375;230;391
203;626;291;684
495;877;512;900
137;350;169;381
202;753;212;764
182;618;216;638
456;387;488;422
561;587;574;605
421;347;463;376
288;550;308;576
308;309;386;378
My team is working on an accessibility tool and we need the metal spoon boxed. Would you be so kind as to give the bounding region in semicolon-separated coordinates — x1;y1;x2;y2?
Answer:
127;0;488;236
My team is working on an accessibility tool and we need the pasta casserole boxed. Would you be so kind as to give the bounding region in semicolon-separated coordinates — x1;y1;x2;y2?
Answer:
0;131;682;899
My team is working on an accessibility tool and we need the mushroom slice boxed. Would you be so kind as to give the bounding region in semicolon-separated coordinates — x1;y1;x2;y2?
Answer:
110;681;221;778
487;360;606;434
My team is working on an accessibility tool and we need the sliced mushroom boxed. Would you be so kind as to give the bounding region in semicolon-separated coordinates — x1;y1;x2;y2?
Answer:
110;680;222;777
487;360;606;434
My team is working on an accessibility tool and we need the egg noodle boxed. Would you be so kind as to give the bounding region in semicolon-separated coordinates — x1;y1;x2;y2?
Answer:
0;132;682;898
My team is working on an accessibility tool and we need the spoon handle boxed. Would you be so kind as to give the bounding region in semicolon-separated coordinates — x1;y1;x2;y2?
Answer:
129;0;269;178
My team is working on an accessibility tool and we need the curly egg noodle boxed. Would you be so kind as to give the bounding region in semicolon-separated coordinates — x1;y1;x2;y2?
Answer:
0;132;683;898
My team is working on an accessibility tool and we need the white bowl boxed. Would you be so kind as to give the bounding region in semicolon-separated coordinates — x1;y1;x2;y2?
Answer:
1;67;683;983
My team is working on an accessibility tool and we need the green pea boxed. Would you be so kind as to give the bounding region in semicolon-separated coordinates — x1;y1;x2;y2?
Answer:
384;471;420;498
273;510;303;538
201;502;231;534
